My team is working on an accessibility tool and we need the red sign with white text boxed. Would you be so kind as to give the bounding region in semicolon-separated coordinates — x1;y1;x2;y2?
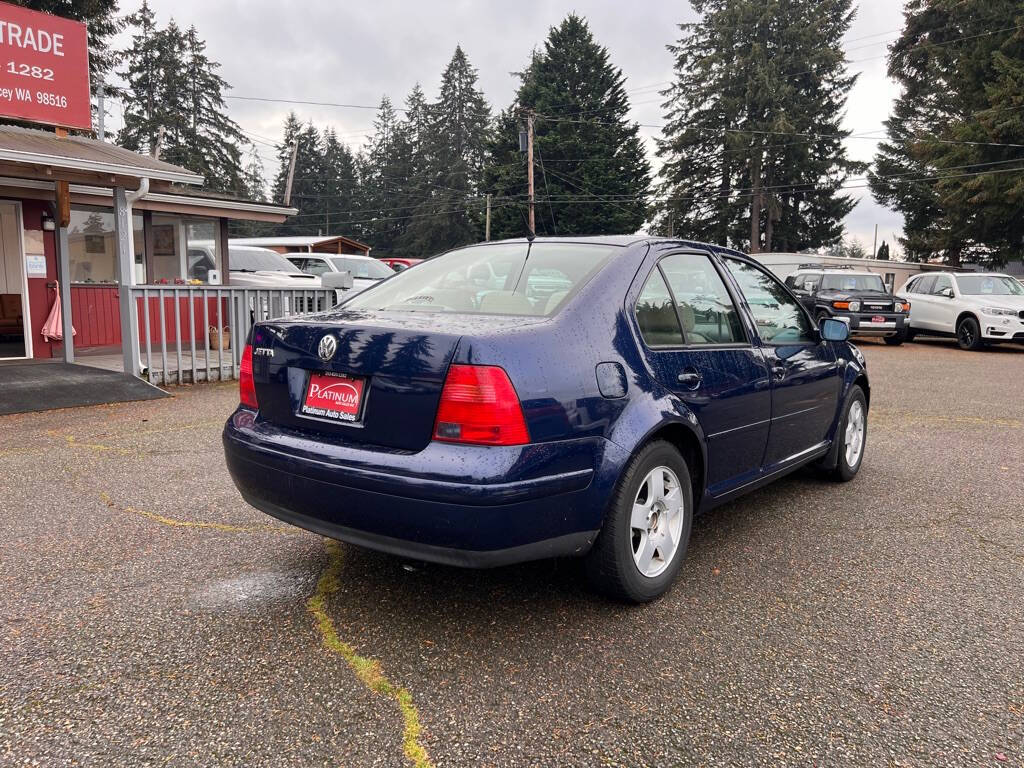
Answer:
301;372;366;422
0;2;90;130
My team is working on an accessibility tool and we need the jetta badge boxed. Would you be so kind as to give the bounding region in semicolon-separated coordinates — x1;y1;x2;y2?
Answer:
317;334;337;362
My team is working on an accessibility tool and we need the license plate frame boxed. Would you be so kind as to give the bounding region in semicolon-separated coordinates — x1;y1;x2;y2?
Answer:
300;371;366;424
871;315;885;324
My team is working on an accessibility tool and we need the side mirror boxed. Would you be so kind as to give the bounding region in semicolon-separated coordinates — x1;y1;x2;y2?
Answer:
940;287;955;298
320;271;354;291
820;316;850;342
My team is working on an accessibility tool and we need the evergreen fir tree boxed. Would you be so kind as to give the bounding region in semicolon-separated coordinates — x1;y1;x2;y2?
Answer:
486;16;650;239
176;24;247;192
320;128;361;237
869;0;1024;265
117;1;164;154
401;46;491;254
658;0;863;252
357;96;406;250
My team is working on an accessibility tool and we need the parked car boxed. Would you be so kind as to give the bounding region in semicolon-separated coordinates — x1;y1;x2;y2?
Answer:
379;257;423;273
227;246;330;315
286;253;394;293
785;265;910;345
228;246;322;289
224;237;869;602
898;271;1024;350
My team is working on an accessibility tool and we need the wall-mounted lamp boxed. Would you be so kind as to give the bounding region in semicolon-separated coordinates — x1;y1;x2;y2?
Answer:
41;213;56;231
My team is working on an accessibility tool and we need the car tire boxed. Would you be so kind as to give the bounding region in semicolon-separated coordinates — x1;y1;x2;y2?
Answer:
585;441;693;603
956;316;984;351
832;385;867;482
904;327;917;342
883;330;906;346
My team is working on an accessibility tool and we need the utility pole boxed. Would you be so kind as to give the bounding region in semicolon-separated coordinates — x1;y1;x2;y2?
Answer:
283;140;299;206
872;223;878;258
96;81;105;142
485;193;492;241
526;112;535;237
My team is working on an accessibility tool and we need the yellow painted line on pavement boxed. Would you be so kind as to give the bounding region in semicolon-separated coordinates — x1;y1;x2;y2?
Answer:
99;492;293;535
308;540;433;768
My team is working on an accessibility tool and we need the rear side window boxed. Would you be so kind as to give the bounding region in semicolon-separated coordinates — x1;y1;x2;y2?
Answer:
635;269;683;347
342;242;618;316
723;257;815;344
659;253;745;344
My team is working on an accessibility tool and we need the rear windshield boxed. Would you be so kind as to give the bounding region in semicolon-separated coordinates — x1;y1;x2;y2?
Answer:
821;274;885;292
230;247;302;273
955;274;1024;296
330;257;394;279
342;242;618;316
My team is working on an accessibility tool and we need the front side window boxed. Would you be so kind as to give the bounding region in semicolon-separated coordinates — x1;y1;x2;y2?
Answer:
723;257;815;344
659;253;744;344
343;242;618;316
301;258;332;277
955;274;1024;296
931;275;954;296
635;268;683;347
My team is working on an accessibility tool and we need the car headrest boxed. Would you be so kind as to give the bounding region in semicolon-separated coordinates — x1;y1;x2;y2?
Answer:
478;292;536;315
543;290;570;314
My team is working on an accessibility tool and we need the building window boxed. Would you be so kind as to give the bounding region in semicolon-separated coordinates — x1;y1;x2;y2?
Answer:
68;206;143;284
186;220;219;283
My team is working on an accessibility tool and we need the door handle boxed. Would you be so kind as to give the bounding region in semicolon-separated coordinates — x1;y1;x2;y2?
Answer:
677;370;702;390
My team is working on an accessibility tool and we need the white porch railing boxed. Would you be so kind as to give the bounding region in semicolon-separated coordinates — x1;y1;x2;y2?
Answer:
127;285;335;386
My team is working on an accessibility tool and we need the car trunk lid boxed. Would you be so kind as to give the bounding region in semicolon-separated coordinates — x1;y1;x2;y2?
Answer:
250;310;541;451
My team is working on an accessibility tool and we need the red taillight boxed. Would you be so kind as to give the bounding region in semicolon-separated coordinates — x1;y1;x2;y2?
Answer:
239;344;258;409
433;364;529;446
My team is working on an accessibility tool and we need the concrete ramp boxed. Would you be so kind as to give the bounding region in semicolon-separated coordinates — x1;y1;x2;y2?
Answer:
0;361;168;416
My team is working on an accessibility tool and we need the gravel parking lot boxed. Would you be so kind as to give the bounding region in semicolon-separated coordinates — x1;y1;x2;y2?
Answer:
2;338;1022;767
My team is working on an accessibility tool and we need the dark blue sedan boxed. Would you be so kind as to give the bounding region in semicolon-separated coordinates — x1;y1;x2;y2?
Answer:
224;237;869;602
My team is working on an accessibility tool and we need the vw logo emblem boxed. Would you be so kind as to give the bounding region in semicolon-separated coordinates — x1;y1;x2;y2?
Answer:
317;334;337;362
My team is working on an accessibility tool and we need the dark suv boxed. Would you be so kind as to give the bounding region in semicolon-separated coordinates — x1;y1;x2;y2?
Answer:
785;266;910;345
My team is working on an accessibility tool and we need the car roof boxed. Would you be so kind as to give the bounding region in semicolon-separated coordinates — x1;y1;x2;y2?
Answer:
483;235;749;260
283;252;376;261
794;268;879;276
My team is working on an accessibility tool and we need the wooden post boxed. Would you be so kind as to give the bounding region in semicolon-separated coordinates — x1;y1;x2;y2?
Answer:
485;193;491;241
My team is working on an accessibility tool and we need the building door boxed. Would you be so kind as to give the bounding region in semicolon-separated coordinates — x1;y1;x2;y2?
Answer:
0;202;29;359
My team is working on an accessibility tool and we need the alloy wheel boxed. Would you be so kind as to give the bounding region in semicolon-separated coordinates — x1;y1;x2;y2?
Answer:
630;466;685;578
958;322;976;348
845;400;866;468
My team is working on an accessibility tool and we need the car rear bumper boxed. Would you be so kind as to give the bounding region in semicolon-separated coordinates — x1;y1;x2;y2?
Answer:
223;410;628;567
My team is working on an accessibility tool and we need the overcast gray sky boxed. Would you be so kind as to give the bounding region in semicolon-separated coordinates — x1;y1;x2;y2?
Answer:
113;0;909;254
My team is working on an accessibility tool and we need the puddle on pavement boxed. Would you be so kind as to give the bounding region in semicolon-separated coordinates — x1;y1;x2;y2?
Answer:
194;569;314;612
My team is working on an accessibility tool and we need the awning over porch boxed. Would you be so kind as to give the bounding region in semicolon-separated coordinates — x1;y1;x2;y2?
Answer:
0;124;203;190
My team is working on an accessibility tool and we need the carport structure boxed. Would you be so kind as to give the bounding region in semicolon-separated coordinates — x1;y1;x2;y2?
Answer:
0;125;202;410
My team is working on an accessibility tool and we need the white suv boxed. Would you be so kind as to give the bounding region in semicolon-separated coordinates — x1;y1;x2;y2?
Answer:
898;271;1024;350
